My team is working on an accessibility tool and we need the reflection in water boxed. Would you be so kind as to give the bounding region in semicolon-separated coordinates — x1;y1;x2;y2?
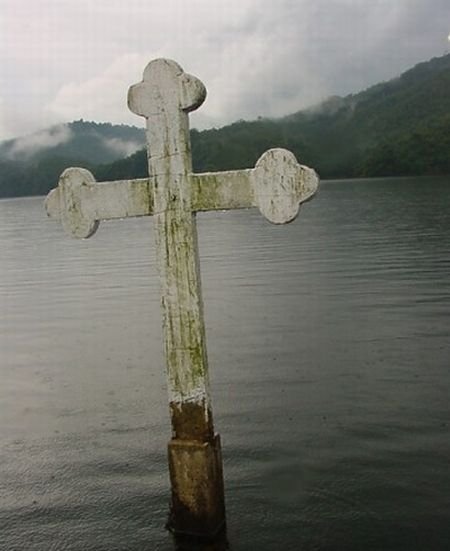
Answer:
174;531;229;551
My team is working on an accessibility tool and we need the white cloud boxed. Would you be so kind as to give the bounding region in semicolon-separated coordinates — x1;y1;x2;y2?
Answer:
0;98;6;140
46;53;154;127
6;124;72;159
102;137;143;157
0;0;447;141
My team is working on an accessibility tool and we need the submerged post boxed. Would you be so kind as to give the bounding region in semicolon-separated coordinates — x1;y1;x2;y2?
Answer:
45;58;319;539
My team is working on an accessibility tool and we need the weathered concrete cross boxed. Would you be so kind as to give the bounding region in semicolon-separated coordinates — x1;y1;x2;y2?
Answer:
45;59;319;539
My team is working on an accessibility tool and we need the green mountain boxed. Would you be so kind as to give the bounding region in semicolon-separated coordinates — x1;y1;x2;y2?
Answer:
1;54;449;198
0;121;145;197
96;54;450;183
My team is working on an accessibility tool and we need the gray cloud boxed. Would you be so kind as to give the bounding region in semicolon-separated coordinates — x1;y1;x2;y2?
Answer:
0;0;448;141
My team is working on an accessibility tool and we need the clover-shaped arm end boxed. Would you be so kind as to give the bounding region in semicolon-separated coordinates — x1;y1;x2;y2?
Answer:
252;149;319;224
45;167;99;239
44;187;61;220
128;58;206;119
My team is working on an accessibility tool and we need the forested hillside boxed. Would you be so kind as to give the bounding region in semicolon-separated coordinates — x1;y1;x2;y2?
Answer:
0;121;144;197
1;54;449;198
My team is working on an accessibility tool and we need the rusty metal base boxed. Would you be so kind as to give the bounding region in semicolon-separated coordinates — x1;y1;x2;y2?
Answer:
167;434;226;539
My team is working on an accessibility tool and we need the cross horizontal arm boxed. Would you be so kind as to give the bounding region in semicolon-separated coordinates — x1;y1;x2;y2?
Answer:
45;167;153;238
190;169;254;212
190;149;319;224
77;178;152;220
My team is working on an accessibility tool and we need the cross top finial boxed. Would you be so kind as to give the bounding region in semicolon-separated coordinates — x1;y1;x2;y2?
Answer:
128;58;207;119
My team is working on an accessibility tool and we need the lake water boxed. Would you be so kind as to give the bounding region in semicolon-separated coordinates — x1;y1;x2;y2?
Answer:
1;176;449;551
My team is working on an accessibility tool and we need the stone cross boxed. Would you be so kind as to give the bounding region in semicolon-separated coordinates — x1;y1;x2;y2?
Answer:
45;59;319;539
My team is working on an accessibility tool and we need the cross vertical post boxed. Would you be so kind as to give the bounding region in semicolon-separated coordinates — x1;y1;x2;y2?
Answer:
45;58;319;541
128;59;225;538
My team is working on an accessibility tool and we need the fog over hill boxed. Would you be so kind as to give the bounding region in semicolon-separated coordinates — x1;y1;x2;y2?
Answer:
0;54;449;198
0;121;145;165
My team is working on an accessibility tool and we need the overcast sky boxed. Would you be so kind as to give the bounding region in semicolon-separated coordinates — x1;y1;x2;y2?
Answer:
0;0;448;141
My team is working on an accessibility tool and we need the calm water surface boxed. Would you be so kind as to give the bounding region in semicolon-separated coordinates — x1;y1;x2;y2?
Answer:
1;177;449;550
